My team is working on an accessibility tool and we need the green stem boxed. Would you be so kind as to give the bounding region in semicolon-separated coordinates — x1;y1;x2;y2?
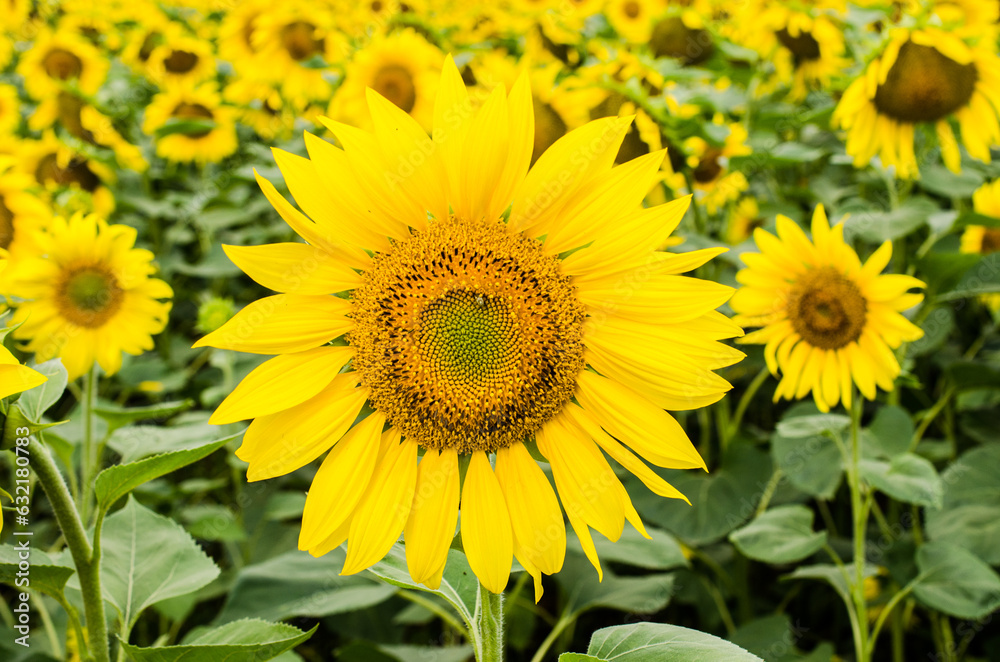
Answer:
530;614;574;662
396;591;469;639
29;436;110;662
754;468;783;517
727;367;770;445
476;584;504;662
848;393;871;662
80;368;97;525
868;581;916;653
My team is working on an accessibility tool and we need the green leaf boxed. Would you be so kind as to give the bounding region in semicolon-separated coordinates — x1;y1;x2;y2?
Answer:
1;406;64;451
153;118;217;138
786;564;878;607
918;165;984;199
730;615;834;662
863;405;913;458
925;445;1000;564
730;505;827;564
775;414;849;439
120;619;315;662
771;432;843;500
94;400;193;434
218;548;396;624
935;254;1000;301
181;505;247;542
99;496;220;631
0;544;75;600
842;197;937;242
559;655;604;662
569;526;688;571
581;622;764;661
944;361;1000;392
913;541;1000;620
15;359;68;422
377;644;475;662
107;423;232;463
859;454;943;508
94;433;237;514
366;543;477;626
558;553;675;615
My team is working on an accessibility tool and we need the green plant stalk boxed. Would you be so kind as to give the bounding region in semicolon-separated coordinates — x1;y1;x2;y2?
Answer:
848;395;871;662
80;368;97;524
726;366;770;445
530;614;574;662
476;583;504;662
29;436;110;662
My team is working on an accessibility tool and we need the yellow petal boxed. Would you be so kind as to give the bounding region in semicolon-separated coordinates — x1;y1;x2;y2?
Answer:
223;243;362;295
405;448;460;587
460;85;509;221
211;345;354;424
0;364;47;400
489;69;533;221
193;293;351;354
237;376;367;481
433;55;473;207
495;442;566;576
575;371;705;469
299;412;386;550
342;438;419;575
460;451;513;594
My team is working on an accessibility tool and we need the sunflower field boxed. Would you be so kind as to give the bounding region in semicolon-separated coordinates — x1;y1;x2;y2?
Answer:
2;0;1000;661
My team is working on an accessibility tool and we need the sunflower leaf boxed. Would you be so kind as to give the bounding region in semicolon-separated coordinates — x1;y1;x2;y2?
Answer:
579;622;764;661
913;542;1000;620
119;619;316;662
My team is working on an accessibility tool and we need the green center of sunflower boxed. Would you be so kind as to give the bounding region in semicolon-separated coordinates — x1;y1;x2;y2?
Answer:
350;217;586;453
873;41;978;123
56;266;124;328
650;16;714;65
280;21;323;61
164;49;199;74
788;266;867;350
35;153;101;192
0;195;14;250
372;65;417;113
43;48;83;80
775;28;821;63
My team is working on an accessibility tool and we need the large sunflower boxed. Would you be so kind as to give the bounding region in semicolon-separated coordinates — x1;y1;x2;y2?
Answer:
832;27;1000;179
197;58;742;596
731;206;925;412
6;213;172;380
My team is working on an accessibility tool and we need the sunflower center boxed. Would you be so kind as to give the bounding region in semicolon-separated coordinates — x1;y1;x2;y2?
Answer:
43;48;83;80
650;16;714;65
351;217;586;453
981;228;1000;253
873;41;977;123
56;266;124;328
788;266;867;350
281;21;323;61
164;49;199;73
0;195;14;250
35;153;101;192
693;147;724;183
372;65;417;113
623;0;641;19
172;103;215;138
775;28;821;63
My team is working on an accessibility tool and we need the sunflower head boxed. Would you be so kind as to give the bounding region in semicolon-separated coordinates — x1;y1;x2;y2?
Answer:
732;206;925;411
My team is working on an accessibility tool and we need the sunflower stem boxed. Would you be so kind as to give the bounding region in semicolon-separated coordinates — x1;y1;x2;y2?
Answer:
29;435;110;662
79;367;97;525
476;583;505;662
847;392;871;662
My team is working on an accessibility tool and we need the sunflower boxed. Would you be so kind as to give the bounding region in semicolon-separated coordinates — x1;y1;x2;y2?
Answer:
16;28;108;102
330;29;444;132
731;205;925;412
16;132;116;216
605;0;664;44
726;196;763;245
683;116;752;214
218;0;267;66
832;27;1000;179
196;58;742;597
5;212;172;380
142;84;238;164
649;10;715;66
0;84;20;136
960;180;1000;310
145;29;217;88
0;159;51;261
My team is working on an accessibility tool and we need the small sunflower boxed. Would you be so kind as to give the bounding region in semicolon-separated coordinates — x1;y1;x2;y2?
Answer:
605;0;664;44
731;205;925;412
197;58;742;597
17;132;116;216
330;29;444;132
16;28;108;101
649;12;714;66
833;27;1000;179
145;29;217;88
6;212;172;380
142;84;238;164
684;116;752;215
960;179;1000;310
726;197;764;245
0;158;51;261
